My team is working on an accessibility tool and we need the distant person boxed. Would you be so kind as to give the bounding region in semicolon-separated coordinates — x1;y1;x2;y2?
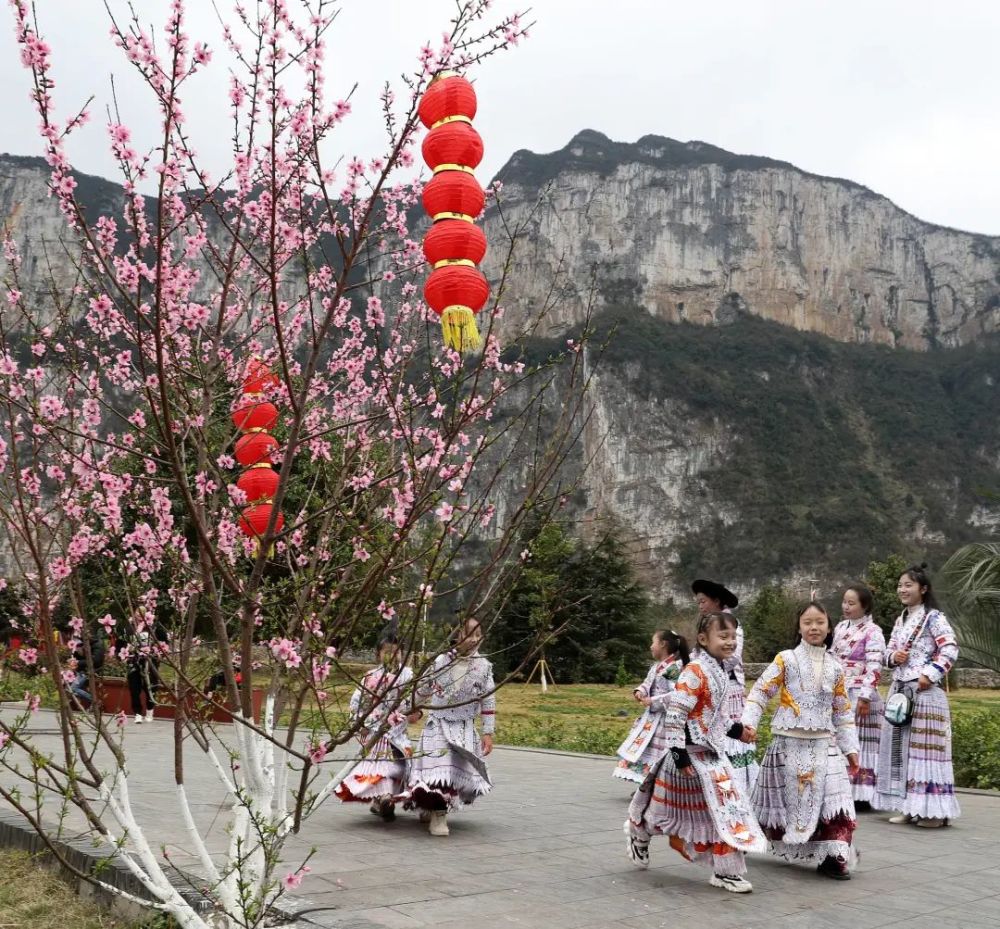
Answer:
625;611;766;894
612;629;689;784
691;578;758;792
126;626;162;724
873;564;960;827
831;584;886;807
742;600;860;879
403;617;495;837
69;630;107;708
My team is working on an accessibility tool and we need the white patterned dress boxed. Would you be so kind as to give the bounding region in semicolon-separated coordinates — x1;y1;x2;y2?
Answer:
612;657;684;784
336;664;415;804
873;607;961;821
831;615;886;802
743;643;860;865
627;655;766;877
404;651;496;811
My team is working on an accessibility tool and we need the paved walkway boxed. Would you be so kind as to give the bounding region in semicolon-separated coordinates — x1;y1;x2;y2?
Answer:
1;709;998;929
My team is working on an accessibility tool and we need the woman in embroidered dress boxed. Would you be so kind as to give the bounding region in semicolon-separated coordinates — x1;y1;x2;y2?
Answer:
404;617;495;837
831;584;886;808
613;630;690;784
336;634;419;821
873;564;960;828
741;601;860;880
692;579;758;793
625;611;766;894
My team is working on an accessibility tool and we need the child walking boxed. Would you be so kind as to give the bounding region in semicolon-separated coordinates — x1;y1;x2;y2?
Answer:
336;634;418;821
692;579;758;794
741;601;860;879
404;617;495;836
873;564;960;827
625;611;766;894
613;630;689;784
831;584;886;806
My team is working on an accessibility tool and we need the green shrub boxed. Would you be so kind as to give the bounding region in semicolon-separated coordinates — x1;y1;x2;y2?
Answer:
952;709;1000;790
614;656;630;688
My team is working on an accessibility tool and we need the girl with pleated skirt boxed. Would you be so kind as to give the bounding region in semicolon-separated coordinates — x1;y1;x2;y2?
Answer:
873;564;960;828
831;584;886;806
404;617;495;836
692;579;759;794
613;630;689;784
336;635;418;821
742;600;861;880
625;611;766;894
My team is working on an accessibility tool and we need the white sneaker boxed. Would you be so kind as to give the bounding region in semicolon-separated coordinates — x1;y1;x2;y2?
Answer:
888;813;914;824
145;710;155;723
710;874;753;894
623;821;649;869
134;714;143;724
428;811;449;836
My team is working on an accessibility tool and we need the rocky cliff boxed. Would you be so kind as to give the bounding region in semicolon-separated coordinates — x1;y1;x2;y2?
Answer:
1;141;997;599
482;130;1000;350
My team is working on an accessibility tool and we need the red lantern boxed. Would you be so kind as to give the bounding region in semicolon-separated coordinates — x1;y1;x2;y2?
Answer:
232;399;278;432
422;220;487;266
423;265;490;315
422;122;484;172
422;171;485;221
234;431;279;466
418;73;477;129
243;359;279;394
237;466;279;503
239;502;285;538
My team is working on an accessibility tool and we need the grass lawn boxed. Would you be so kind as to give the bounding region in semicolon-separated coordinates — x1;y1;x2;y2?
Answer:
0;850;156;929
492;682;1000;759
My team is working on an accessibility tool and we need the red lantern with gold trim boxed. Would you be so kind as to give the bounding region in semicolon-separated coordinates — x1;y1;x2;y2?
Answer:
422;171;485;220
237;465;279;503
239;502;285;538
231;399;278;432
243;359;280;394
422;220;487;266
424;265;490;315
418;73;477;128
234;431;279;467
422;122;484;172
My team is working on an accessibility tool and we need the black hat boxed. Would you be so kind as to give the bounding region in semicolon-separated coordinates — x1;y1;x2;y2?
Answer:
691;579;739;610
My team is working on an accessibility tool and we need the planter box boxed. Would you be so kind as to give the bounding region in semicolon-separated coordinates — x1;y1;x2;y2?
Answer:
94;678;266;723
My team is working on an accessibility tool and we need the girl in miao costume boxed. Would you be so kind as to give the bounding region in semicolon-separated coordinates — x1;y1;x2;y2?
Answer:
613;630;690;784
692;579;759;794
405;617;495;836
625;611;766;894
336;634;419;821
742;601;861;879
873;564;960;827
831;584;886;806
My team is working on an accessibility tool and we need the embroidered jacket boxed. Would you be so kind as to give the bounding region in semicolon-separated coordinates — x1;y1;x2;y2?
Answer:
419;651;496;734
831;615;886;700
743;642;859;757
662;654;731;755
884;606;958;685
349;665;415;748
634;657;684;712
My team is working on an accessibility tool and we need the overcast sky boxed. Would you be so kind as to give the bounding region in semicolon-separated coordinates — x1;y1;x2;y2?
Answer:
2;0;999;234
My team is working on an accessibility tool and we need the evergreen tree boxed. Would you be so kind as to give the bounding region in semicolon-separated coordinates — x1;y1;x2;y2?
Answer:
741;584;797;662
864;554;910;635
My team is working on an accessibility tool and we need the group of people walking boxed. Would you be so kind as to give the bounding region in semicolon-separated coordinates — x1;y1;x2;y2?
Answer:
616;564;961;893
333;563;962;897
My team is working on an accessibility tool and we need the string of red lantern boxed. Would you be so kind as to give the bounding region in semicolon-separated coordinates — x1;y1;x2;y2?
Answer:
418;71;489;353
231;359;285;551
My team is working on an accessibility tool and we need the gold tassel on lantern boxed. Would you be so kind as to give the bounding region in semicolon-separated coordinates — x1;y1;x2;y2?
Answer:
441;305;481;352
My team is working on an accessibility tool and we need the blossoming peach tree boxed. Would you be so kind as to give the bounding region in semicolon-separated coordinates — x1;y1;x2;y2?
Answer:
0;1;592;926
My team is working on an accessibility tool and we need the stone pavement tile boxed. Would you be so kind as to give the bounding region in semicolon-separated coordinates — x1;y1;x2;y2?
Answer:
387;887;553;923
293;880;451;911
304;906;425;929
